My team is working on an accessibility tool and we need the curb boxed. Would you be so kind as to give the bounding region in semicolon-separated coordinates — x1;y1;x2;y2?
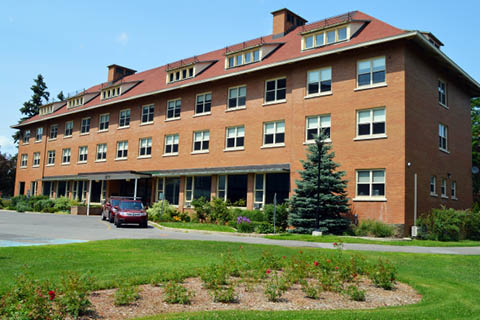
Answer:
148;221;269;238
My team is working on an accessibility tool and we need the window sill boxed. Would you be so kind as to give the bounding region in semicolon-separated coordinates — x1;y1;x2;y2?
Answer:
35;140;42;144
191;150;209;155
226;106;246;112
97;129;109;133
193;112;211;118
137;155;152;159
22;143;30;145
32;165;40;168
95;159;107;163
439;148;450;154
64;136;72;139
165;117;181;122
61;163;70;166
354;83;388;91
46;164;55;167
430;193;438;197
48;138;57;142
263;99;287;106
353;197;387;202
79;132;90;136
452;197;458;201
304;92;332;99
140;122;154;126
439;102;449;109
353;134;387;141
117;126;130;130
77;161;87;165
261;144;285;149
115;158;128;161
441;195;449;199
20;166;27;169
163;153;179;157
224;147;245;152
304;139;331;145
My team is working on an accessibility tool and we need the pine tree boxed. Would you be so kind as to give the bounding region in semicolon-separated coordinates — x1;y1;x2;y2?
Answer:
57;91;65;101
288;133;350;234
13;74;50;143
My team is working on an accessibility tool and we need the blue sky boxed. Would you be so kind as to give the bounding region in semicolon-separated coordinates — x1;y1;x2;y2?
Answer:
1;0;478;156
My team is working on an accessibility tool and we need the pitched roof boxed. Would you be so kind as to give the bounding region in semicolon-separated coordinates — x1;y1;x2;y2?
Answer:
12;10;479;128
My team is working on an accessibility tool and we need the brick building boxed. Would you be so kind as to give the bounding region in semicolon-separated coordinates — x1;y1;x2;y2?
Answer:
12;9;480;234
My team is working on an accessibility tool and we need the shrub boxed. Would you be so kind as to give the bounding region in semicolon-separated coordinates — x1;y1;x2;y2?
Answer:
211;285;237;303
465;210;480;240
114;285;140;306
147;200;180;222
10;195;27;207
210;198;231;224
301;280;322;299
163;281;194;304
344;284;366;301
369;258;396;290
56;272;93;318
191;197;211;222
231;208;266;222
54;197;71;212
34;199;55;212
354;219;395;238
16;202;32;212
2;199;12;209
264;272;286;302
201;264;229;289
418;207;464;241
253;221;274;234
264;203;289;231
236;216;254;233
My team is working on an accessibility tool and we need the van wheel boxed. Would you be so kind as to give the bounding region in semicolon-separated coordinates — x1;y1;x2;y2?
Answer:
140;221;148;228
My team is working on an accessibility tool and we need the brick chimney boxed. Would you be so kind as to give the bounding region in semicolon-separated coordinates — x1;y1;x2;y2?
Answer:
107;64;137;83
271;8;307;38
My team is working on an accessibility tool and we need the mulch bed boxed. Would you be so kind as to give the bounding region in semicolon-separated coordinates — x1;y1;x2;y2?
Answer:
80;277;421;319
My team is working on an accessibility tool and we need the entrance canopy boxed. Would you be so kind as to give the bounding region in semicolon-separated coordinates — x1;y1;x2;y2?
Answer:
42;170;151;182
148;164;290;177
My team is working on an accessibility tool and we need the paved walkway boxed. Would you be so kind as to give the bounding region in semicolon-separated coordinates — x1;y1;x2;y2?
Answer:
1;210;479;255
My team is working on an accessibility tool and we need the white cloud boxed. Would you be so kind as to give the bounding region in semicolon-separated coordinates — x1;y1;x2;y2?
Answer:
116;32;129;46
0;135;17;156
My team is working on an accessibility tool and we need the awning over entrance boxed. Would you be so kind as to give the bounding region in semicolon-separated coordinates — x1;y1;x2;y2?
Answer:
147;164;290;177
42;171;151;182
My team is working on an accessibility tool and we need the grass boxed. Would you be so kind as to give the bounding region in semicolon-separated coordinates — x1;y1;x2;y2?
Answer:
0;239;479;319
159;222;236;233
265;233;480;247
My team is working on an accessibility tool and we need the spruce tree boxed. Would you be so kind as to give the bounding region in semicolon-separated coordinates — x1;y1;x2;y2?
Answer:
288;133;350;234
57;91;65;101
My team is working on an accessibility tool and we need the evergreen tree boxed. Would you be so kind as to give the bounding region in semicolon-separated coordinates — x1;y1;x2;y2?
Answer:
57;90;65;101
12;74;50;143
288;133;350;234
0;149;16;197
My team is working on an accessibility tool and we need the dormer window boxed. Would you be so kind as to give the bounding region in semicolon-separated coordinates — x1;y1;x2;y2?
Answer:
39;104;54;116
226;48;261;69
101;86;121;100
67;96;84;108
167;66;195;83
302;25;349;50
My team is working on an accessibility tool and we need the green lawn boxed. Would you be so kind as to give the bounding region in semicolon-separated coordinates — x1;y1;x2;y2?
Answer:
0;240;479;319
159;222;237;233
265;233;480;247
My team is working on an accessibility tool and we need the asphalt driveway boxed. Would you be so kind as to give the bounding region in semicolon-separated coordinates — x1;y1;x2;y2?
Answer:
1;210;479;255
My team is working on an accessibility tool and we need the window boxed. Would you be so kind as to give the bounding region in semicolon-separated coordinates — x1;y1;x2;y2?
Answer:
96;144;107;161
47;150;55;166
99;114;110;131
254;174;265;207
306;115;331;142
164;134;179;155
195;93;212;115
23;130;30;144
78;146;88;163
357;57;386;87
438;80;447;106
302;26;349;50
81;117;90;134
228;85;247;109
20;154;28;168
193;130;209;152
184;176;212;203
217;175;248;205
67;96;84;108
157;177;180;205
430;176;437;196
49;125;58;139
139;137;152;157
357;108;386;137
101;86;121;100
141;105;154;124
441;179;447;197
33;152;40;167
119;109;130;128
167;99;181;119
65;121;73;137
263;121;285;146
439;123;448;151
167;66;194;83
307;67;332;95
451;181;457;199
226;48;261;68
356;169;385;198
62;148;71;164
265;78;286;103
225;126;244;150
36;127;43;141
116;141;128;159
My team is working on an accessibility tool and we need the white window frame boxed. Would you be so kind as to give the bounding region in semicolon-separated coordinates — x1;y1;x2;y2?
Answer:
439;123;448;152
184;176;194;204
62;148;71;165
226;48;261;69
430;176;437;196
195;92;212;115
167;66;195;83
355;107;386;140
262;120;285;147
119;109;131;128
254;173;266;208
36;127;43;142
141;104;155;124
20;154;28;168
23;130;30;144
116;141;128;160
64;121;73;138
138;137;152;158
96;143;107;162
217;175;227;201
101;86;121;100
356;56;386;89
264;77;287;104
441;179;447;198
438;79;447;107
302;25;350;50
78;146;88;163
80;117;91;134
33;152;40;167
305;114;331;143
164;134;179;155
47;150;55;166
227;85;247;110
354;169;386;201
99;113;110;131
166;98;181;120
49;124;58;140
306;67;332;97
192;130;210;153
451;181;457;200
225;126;245;151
